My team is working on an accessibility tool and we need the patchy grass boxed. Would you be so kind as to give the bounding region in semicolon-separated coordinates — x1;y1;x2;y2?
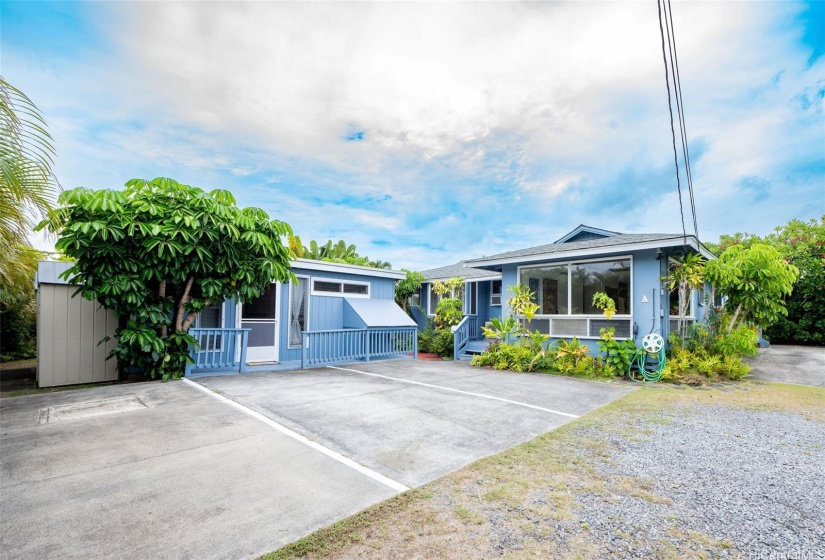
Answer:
0;358;36;371
263;382;824;559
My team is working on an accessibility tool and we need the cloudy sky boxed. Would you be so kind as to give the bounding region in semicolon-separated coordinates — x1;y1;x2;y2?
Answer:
4;1;823;270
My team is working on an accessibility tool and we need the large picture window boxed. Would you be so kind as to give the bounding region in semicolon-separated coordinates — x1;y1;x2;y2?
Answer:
571;259;631;314
519;258;631;316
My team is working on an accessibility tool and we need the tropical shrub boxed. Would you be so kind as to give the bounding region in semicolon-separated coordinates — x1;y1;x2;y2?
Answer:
762;217;825;345
713;325;758;358
470;340;554;373
0;295;37;361
295;237;392;269
430;328;455;358
481;316;520;344
707;217;824;345
434;297;463;330
418;327;434;354
395;269;425;311
418;325;453;358
705;243;799;333
591;292;636;377
596;327;637;375
37;177;295;380
506;283;539;329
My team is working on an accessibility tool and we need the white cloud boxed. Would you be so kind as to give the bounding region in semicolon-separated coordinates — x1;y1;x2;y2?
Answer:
6;0;822;267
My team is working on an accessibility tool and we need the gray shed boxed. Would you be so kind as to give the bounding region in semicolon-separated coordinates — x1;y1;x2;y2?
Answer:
35;261;118;388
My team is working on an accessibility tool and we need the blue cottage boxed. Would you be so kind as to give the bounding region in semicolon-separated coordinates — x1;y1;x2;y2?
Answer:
185;259;416;375
415;225;716;359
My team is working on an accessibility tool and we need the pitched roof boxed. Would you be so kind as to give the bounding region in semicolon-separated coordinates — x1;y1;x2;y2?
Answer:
466;233;713;266
554;224;620;243
420;260;501;282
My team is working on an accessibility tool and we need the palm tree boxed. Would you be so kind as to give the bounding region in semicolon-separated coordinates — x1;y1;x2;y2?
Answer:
0;77;60;306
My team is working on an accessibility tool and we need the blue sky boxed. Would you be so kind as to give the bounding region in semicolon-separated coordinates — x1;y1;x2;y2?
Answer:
3;1;823;270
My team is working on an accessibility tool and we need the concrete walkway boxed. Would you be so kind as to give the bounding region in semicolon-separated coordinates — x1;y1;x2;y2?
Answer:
745;345;825;388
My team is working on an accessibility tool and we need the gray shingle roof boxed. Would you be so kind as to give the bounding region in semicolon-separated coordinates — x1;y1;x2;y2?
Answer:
421;260;501;281
466;233;695;265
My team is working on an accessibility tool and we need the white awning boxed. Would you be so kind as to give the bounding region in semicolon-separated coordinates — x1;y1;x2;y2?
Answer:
343;298;417;327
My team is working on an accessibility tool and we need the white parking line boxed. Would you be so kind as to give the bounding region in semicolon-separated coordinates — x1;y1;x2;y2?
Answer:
327;366;580;419
181;378;409;493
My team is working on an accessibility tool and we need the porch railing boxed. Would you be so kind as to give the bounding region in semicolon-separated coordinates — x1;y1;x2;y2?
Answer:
301;326;418;369
467;315;479;339
452;316;471;360
186;328;249;376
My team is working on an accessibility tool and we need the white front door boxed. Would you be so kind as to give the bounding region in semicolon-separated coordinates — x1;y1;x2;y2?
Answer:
239;283;280;363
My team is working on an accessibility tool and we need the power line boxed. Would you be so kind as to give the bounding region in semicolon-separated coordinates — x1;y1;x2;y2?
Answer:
657;0;687;244
665;0;699;239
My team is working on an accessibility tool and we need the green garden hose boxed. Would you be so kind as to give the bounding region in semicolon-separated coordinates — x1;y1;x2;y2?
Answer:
629;346;666;382
629;333;666;382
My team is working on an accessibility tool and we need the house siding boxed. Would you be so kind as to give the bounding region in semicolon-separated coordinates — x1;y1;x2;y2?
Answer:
276;268;397;363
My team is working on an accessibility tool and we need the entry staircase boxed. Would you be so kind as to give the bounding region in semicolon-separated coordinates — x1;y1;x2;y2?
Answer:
452;315;491;361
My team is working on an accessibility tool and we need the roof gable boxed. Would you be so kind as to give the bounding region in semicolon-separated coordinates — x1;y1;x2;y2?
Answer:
555;224;620;244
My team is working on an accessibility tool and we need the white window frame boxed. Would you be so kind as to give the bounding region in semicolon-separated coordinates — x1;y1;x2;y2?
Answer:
195;301;225;329
466;281;478;316
427;284;442;316
490;280;502;306
310;277;370;298
516;255;634;340
288;275;311;349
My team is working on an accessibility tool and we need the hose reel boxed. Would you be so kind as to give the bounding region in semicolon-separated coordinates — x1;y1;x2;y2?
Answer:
630;333;666;382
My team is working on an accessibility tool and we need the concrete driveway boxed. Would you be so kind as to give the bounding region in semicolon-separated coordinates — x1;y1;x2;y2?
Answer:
746;345;825;387
1;360;635;559
748;344;825;387
195;360;636;488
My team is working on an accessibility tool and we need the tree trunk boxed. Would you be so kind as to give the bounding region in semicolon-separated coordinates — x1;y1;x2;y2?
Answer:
175;277;194;332
181;300;211;333
159;280;168;337
727;303;743;334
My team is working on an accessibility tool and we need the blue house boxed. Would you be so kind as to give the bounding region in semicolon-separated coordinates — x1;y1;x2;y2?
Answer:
415;225;716;359
187;259;416;375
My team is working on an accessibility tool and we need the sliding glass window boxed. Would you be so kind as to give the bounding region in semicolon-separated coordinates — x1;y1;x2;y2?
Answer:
519;265;569;314
571;259;631;315
519;258;631;316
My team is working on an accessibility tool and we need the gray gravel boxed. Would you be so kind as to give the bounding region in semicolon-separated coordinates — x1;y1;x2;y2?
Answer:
567;405;825;559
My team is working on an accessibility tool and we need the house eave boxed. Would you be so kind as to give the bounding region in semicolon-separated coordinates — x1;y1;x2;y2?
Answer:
465;236;715;268
292;258;407;279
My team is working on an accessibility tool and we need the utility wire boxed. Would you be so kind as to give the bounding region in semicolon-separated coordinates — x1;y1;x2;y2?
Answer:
657;0;687;244
665;0;699;239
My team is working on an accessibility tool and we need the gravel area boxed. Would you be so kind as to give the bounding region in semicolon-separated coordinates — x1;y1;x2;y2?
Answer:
567;406;825;559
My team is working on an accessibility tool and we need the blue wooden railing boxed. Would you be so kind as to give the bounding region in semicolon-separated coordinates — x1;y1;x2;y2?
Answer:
186;328;249;376
468;315;479;339
452;316;471;360
301;327;418;369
